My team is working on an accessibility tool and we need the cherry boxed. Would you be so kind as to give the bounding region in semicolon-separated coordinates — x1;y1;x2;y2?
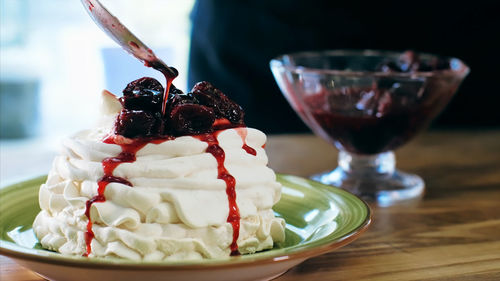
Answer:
121;77;164;112
115;110;162;138
191;81;245;124
113;78;245;138
168;104;215;135
166;87;198;109
123;77;164;96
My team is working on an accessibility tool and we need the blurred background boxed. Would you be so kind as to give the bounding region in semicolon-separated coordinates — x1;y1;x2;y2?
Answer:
1;0;499;182
0;0;194;183
0;0;195;139
188;1;500;133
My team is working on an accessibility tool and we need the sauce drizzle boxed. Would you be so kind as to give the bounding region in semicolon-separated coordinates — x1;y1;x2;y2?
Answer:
196;132;241;255
83;132;244;256
83;135;168;256
143;60;178;116
236;128;257;156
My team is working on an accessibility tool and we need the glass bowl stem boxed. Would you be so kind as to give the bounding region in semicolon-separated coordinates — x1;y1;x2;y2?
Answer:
312;150;424;206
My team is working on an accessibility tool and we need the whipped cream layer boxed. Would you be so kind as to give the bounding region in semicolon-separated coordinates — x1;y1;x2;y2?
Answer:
33;127;285;260
33;91;285;260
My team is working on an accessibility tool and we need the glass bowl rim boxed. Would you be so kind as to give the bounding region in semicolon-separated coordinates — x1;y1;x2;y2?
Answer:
270;49;470;78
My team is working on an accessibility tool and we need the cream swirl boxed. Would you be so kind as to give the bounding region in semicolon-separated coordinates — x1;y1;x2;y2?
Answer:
33;91;285;260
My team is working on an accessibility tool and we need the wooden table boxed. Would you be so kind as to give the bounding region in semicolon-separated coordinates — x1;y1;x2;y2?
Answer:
1;130;500;280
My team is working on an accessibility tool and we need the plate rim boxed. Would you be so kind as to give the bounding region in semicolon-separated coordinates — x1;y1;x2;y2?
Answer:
0;174;371;270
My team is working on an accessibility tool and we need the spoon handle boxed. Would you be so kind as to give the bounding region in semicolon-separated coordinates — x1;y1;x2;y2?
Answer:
81;0;177;77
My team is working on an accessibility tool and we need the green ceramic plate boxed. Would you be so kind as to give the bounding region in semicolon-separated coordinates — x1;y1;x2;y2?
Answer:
0;174;370;281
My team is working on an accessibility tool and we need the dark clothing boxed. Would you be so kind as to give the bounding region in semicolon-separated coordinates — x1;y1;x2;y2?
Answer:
189;1;500;133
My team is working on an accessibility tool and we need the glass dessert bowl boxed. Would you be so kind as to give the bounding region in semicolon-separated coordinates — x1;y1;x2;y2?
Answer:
270;50;469;205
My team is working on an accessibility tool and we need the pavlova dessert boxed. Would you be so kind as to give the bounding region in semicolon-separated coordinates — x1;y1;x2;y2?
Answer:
33;77;285;261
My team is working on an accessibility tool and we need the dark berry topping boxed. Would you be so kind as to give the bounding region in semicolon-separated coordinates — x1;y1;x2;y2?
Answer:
168;104;216;135
123;77;164;96
113;78;245;138
192;81;245;124
121;77;164;112
115;110;162;138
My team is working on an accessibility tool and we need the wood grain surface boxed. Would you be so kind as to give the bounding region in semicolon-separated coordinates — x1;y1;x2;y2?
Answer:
1;130;500;281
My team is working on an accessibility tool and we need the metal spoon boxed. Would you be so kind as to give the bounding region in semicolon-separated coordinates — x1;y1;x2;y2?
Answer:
80;0;178;78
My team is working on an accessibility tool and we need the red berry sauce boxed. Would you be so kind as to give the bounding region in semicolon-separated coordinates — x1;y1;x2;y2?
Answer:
83;129;256;256
83;135;171;256
84;61;249;256
85;0;94;12
195;132;241;256
143;59;178;116
236;128;256;156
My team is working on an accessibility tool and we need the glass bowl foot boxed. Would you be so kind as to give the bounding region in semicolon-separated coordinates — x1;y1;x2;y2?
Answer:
312;151;424;206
